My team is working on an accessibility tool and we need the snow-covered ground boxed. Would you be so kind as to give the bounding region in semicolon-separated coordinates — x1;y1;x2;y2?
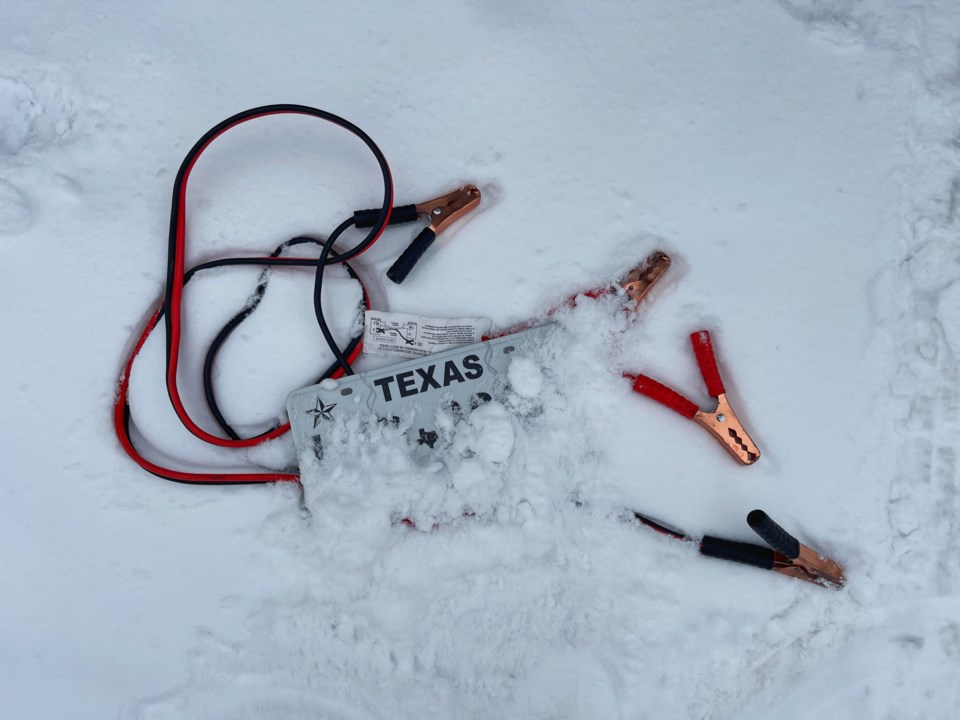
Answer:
3;1;960;717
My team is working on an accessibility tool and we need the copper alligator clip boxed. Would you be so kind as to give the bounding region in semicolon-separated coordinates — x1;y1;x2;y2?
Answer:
388;185;481;284
632;508;845;588
626;330;760;465
701;510;845;587
487;250;673;340
580;250;672;309
616;250;672;306
414;185;482;237
352;184;482;284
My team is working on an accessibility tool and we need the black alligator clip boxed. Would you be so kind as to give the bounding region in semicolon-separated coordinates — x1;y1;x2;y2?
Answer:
700;510;845;587
354;185;481;284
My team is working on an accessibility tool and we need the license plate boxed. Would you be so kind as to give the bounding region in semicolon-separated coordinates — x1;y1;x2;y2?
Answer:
286;324;558;459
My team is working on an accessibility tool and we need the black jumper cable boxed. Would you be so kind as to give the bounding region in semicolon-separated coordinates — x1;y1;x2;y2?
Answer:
114;104;478;485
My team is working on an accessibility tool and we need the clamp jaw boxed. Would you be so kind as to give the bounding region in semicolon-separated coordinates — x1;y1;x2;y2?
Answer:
749;510;846;586
770;544;846;586
617;250;672;305
691;394;759;465
415;185;481;236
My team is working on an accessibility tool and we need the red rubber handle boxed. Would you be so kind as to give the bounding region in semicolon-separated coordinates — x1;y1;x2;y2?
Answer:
690;330;725;398
631;374;698;419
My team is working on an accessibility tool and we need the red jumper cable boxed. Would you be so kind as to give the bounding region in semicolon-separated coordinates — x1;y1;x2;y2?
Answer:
114;105;481;485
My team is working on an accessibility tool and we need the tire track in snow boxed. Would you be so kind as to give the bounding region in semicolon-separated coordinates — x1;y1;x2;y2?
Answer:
888;7;960;599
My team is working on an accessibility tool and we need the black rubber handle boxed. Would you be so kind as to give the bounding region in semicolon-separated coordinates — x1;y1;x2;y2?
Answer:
700;536;775;570
353;204;419;228
386;227;437;284
747;510;800;559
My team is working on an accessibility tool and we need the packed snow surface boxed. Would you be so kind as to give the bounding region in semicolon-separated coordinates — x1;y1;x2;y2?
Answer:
3;1;960;718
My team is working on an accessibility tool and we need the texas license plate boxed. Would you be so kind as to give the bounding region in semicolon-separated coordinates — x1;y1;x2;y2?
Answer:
286;324;557;459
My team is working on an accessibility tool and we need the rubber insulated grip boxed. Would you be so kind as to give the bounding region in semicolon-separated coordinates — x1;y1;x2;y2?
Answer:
353;204;419;228
700;536;775;570
631;375;698;419
747;510;800;559
690;330;725;397
386;227;437;284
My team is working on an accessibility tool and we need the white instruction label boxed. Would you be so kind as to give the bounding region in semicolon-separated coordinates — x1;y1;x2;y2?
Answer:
363;310;492;358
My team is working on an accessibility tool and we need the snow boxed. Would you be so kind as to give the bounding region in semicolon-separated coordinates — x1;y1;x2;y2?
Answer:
3;0;960;718
506;355;544;398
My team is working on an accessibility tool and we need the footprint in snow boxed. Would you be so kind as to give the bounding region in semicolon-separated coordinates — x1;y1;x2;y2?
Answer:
0;59;81;156
0;179;33;234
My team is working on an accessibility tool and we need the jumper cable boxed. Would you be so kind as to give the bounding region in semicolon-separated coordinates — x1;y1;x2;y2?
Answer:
483;250;673;341
114;105;481;485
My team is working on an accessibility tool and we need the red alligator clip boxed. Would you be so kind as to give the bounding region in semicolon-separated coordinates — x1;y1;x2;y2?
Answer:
626;330;760;465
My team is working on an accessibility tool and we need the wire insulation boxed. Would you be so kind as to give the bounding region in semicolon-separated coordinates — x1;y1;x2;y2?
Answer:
114;105;393;484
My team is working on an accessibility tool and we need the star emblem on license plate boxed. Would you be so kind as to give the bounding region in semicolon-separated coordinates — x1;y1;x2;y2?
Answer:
307;397;337;427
